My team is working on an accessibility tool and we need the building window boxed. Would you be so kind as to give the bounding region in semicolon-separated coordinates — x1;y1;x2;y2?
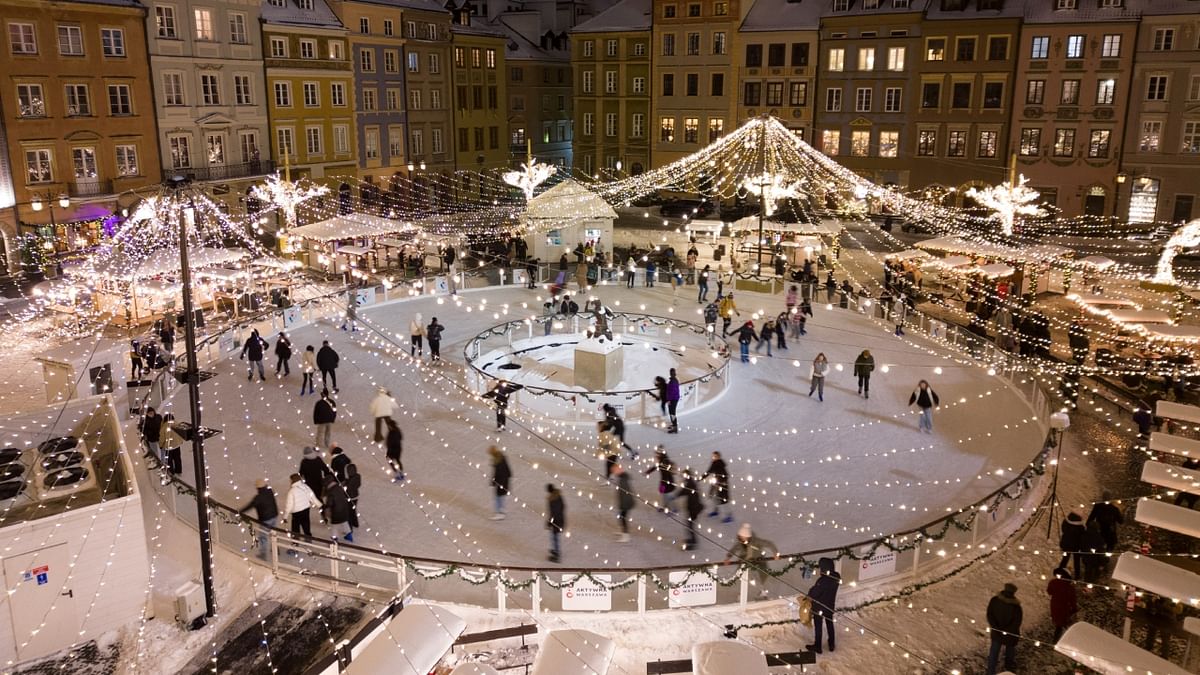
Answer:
25;149;53;183
855;87;872;112
765;82;783;106
987;36;1008;61
359;17;369;34
169;135;191;168
275;127;294;159
917;129;936;156
238;132;257;163
582;71;593;93
879;131;898;158
1146;75;1168;101
607;39;617;56
201;74;221;105
1182;122;1200;154
887;46;905;71
715;1;728;14
429;53;440;73
299;40;315;59
1190;76;1200;101
955;37;975;61
68;147;94;178
634;42;646;56
1026;79;1045;105
486;48;496;68
951;82;971;108
471;48;481;68
404;89;418;110
302;81;318;107
683;117;699;143
360;49;374;72
8;23;37;54
116;144;139;176
1101;34;1121;58
631;76;645;94
155;6;177;39
431;128;443;154
850;130;870;156
605;112;617;137
1096;79;1115;105
1152;28;1175;51
713;32;726;55
686;32;700;56
107;84;132;115
632;113;645;138
821;129;840;156
792;43;809;66
921;82;940;109
329;41;344;60
687;3;700;16
385;88;398;110
742;81;760;105
1088;129;1111;158
101;28;125;56
383;19;393;36
1065;35;1084;59
204;134;224;165
161;72;184;105
364;129;380;159
270;37;287;58
948;130;966;157
362;88;376;110
1053;128;1075;156
430;89;440;109
1030;36;1048;59
582;112;594;136
606;70;618;94
333;125;349;154
925;38;945;62
833;0;850;9
405;52;416;72
828;48;844;71
708;118;723;142
983;82;1003;109
686;73;698;96
14;83;43;118
825;87;841;112
401;129;415;157
64;84;90;115
884;87;901;112
306;126;322;156
1019;128;1041;156
745;44;762;67
789;82;807;106
331;82;346;107
661;73;673;96
1056;0;1076;7
660;117;675;142
767;43;785;67
193;8;214;41
663;4;676;17
582;41;593;57
1139;120;1161;152
977;130;997;157
858;47;874;71
58;25;84;55
274;82;291;107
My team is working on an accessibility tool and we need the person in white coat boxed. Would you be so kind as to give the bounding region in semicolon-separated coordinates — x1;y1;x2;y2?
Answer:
300;345;317;396
282;472;321;538
369;387;398;442
409;313;426;357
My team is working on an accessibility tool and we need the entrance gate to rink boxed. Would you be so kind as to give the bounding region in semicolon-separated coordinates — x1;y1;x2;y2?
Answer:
141;277;1054;614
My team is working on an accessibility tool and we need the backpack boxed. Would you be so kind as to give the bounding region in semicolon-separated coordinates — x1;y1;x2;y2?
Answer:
704;304;718;323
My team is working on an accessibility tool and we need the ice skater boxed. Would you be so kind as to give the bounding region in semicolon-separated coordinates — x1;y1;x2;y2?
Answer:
703;301;719;345
719;294;739;336
697;264;711;302
643;446;677;513
300;345;316;395
666;369;681;433
723;523;779;599
313;389;337;448
602;403;637;458
808;353;828;401
754;318;775;356
680;469;703;550
732;320;757;363
240;329;270;381
409;313;425;356
612;463;635;543
483;379;523;431
908;379;940;433
317;341;339;392
427;317;445;361
384;417;405;483
369;387;397;442
489;445;511;519
546;484;565;562
274;331;293;376
701;451;733;522
853;349;874;398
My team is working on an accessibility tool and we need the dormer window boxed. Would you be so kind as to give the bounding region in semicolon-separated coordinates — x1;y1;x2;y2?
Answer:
1056;0;1076;9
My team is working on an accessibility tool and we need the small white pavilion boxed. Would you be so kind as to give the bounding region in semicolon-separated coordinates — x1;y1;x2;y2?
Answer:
522;179;617;263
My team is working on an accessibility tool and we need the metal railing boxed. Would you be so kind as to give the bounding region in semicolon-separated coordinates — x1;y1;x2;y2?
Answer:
178;160;276;182
68;179;114;198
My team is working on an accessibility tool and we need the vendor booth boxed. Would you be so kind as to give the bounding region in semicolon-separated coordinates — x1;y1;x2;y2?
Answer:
522;179;616;264
286;213;419;275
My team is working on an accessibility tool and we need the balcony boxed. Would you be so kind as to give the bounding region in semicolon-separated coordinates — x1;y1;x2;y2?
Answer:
68;179;114;198
173;159;276;182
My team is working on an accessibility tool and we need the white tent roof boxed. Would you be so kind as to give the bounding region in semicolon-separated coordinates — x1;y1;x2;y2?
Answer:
925;255;973;269
1112;551;1200;606
691;641;769;675
731;217;842;236
449;664;501;675
684;219;726;235
916;236;1070;263
1140;460;1199;493
1136;323;1200;343
1079;255;1116;269
1148;431;1200;459
1069;293;1139;308
1156;400;1200;426
345;604;466;675
1054;622;1192;675
1105;309;1173;325
531;629;615;675
130;247;250;280
976;263;1015;278
1135;499;1200;540
885;249;932;262
524;179;617;221
289;213;415;242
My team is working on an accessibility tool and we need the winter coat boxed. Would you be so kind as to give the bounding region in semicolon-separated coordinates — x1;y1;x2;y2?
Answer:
811;359;828;379
718;296;737;319
615;472;635;511
140;412;163;442
313;397;337;425
1047;577;1077;627
909;387;939;409
301;351;317;373
323;482;351;525
1059;513;1086;551
426;321;444;342
241;332;269;361
547;492;566;531
666;377;681;402
986;592;1023;644
1086;501;1122;541
653;377;668;401
853;353;875;378
726;534;778;563
682;476;703;520
344;466;361;500
369;392;398;418
239;486;279;522
299;456;333;497
492;456;512;496
410;319;426;337
643;455;676;493
274;336;292;359
283;481;321;516
733;323;757;345
316;345;339;371
330;452;350;482
702;459;729;491
703;304;719;324
484;381;522;407
808;557;841;616
158;421;184;450
786;287;798;306
385;426;403;461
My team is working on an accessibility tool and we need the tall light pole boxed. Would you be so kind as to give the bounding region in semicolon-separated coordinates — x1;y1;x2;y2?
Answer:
756;118;768;270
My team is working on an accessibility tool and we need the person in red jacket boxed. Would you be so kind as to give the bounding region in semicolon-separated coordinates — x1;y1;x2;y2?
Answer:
1046;567;1077;641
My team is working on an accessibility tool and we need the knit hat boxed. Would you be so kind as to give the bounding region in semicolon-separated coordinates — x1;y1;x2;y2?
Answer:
255;478;267;488
302;446;317;458
1002;583;1018;596
738;523;753;539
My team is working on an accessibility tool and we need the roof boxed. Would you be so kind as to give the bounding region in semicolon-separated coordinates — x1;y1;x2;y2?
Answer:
289;214;416;241
570;0;651;34
495;19;570;61
61;0;144;8
348;0;446;11
524;179;617;221
1022;0;1144;23
450;22;508;38
741;0;822;32
924;0;1023;20
1055;622;1191;675
261;0;345;29
1139;0;1200;16
818;0;930;18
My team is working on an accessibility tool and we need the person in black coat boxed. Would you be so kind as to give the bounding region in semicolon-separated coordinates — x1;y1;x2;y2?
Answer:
546;483;566;563
427;317;445;361
274;331;293;376
239;479;279;559
1081;519;1108;582
701;451;732;522
343;463;361;529
313;389;337;448
483;379;523;431
985;583;1022;674
139;406;163;462
299;446;333;501
385;417;405;483
602;404;637;458
316;340;339;392
680;469;704;550
1058;512;1086;578
805;557;841;654
240;329;270;381
1086;492;1123;552
329;445;351;482
489;445;512;519
322;476;353;542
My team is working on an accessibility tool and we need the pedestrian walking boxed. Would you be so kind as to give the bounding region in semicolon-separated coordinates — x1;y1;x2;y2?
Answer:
344;463;361;529
160;322;176;355
130;340;145;380
893;295;907;336
546;483;566;562
732;320;757;363
240;329;270;381
701;451;733;522
643;446;678;512
427;317;444;361
158;412;184;477
985;583;1022;674
666;369;681;433
316;341;339;392
1081;519;1107;582
489;445;511;520
384;417;405;482
299;445;333;501
853;349;874;399
645;260;656;287
1086;492;1123;552
824;272;836;303
409;313;426;357
1047;567;1077;641
722;524;779;599
908;380;939;432
718;294;739;336
703;301;719;344
808;353;828;401
323;475;353;542
626;257;637;288
612;463;635;543
680;469;703;550
139;406;164;466
483;379;523;430
313;390;337;448
697;264;710;302
369;387;397;442
238;478;279;560
754;319;775;356
330;445;351;482
805;557;841;653
1058;511;1086;580
274;332;293;376
300;345;316;395
283;472;321;539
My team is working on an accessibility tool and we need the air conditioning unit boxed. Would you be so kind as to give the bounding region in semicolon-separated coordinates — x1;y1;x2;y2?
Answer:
175;581;207;629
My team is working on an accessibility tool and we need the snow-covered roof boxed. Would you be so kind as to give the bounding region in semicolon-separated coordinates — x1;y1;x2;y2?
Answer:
1141;0;1200;16
1102;309;1172;325
524;179;617;221
915;236;1071;263
1148;431;1200;460
975;263;1015;279
1134;499;1200;540
449;664;500;675
344;604;466;675
924;255;973;270
731;218;842;236
692;641;768;675
1156;400;1200;426
261;0;344;28
740;0;821;32
1140;460;1199;493
128;247;251;280
571;0;651;33
289;214;416;242
1022;0;1142;23
1078;255;1116;270
1113;550;1200;606
820;0;929;17
924;0;1023;20
1135;323;1200;344
531;629;615;675
1068;293;1138;308
885;249;932;262
1054;622;1191;675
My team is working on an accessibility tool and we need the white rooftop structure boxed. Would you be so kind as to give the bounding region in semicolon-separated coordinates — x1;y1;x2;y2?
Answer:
344;604;466;675
1054;622;1191;675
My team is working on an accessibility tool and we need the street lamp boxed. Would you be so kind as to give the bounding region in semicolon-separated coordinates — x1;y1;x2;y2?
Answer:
1115;172;1128;220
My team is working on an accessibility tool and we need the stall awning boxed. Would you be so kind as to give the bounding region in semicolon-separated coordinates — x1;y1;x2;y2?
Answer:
916;236;1071;263
731;218;842;236
692;641;769;675
531;629;615;675
975;263;1015;278
884;249;932;262
1054;622;1192;675
1068;293;1139;309
684;219;726;235
1105;309;1173;325
1135;499;1200;540
1078;255;1116;270
1135;323;1200;343
289;214;415;242
1112;551;1200;605
524;179;617;221
924;255;973;270
344;604;466;675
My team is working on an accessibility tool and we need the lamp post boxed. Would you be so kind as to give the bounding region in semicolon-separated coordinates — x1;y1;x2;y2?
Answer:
26;192;70;279
1043;411;1071;539
1115;172;1128;221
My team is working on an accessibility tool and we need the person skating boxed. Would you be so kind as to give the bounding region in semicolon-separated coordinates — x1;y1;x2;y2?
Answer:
409;313;426;357
908;380;939;432
139;406;164;467
680;469;704;550
427;317;444;362
1086;491;1123;552
644;259;656;287
322;475;354;542
853;349;875;399
238;478;278;560
240;329;270;382
774;312;788;350
754;319;775;357
602;403;637;459
1058;511;1086;582
805;557;841;653
786;284;798;314
384;417;405;483
666;369;681;433
282;472;321;540
701;451;733;522
1047;567;1077;641
985;583;1022;674
489;445;511;520
483;379;523;431
341;462;361;529
625;257;637;288
652;375;669;420
722;523;779;599
546;483;566;562
824;272;836;303
718;294;739;336
313;389;338;448
316;340;340;392
643;446;678;513
599;420;620;479
808;353;828;401
300;345;317;395
704;301;720;345
159;322;176;355
612;463;635;542
329;445;351;482
369;387;397;442
697;264;710;302
274;331;293;376
732;320;757;364
299;445;333;502
340;297;359;332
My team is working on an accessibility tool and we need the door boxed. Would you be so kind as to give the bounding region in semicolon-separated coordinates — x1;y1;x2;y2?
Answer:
1173;195;1194;224
71;147;99;194
1083;186;1107;217
3;543;76;661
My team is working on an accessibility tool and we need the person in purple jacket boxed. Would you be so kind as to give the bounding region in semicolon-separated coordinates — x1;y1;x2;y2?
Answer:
666;368;681;433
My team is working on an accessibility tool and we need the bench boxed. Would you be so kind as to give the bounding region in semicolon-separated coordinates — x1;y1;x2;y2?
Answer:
453;623;538;648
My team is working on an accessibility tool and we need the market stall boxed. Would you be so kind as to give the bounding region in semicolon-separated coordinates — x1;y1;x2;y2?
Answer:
86;246;250;326
522;179;616;264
